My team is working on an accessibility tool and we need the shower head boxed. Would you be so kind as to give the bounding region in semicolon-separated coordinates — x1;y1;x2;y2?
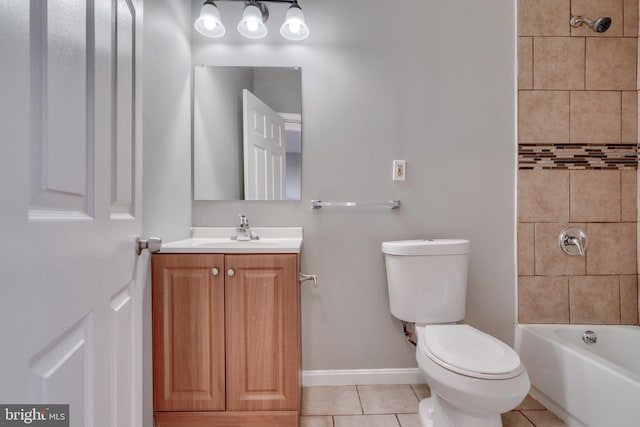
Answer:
570;16;612;33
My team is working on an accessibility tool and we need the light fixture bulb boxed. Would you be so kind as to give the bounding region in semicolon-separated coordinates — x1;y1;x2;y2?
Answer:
194;1;225;38
280;3;309;41
288;22;301;34
237;2;268;39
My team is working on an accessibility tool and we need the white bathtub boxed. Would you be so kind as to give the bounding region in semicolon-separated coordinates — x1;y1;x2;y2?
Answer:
515;324;640;427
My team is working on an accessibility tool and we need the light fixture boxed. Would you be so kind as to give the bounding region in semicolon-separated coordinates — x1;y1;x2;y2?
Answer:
237;0;269;39
194;0;226;38
280;1;309;40
194;0;310;41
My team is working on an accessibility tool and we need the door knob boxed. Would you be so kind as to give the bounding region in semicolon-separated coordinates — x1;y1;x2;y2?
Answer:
211;268;219;276
135;235;162;255
227;269;235;277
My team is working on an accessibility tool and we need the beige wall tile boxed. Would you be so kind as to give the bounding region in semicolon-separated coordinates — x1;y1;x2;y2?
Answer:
519;0;571;36
519;37;534;89
586;223;637;274
569;170;621;222
518;276;569;323
569;276;620;324
533;37;585;89
586;38;637;90
520;91;570;142
570;91;621;143
571;0;624;37
518;223;535;275
622;91;638;143
624;0;639;36
518;170;569;222
535;223;586;275
620;275;639;324
621;170;637;221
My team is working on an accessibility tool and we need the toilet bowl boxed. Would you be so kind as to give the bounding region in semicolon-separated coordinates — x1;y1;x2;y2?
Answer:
415;325;530;427
381;239;530;427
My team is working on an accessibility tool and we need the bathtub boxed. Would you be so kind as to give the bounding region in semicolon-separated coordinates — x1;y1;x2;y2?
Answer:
515;324;640;427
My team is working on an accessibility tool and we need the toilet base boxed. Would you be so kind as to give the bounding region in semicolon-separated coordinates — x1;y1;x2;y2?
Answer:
419;395;503;427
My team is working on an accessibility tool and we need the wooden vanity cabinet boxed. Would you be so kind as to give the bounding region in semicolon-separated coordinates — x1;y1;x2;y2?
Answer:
152;253;300;427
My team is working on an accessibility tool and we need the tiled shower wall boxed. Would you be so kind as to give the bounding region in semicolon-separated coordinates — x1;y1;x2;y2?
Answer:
517;0;639;324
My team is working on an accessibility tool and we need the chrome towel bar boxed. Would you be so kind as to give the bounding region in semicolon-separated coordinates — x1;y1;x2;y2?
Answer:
311;200;401;209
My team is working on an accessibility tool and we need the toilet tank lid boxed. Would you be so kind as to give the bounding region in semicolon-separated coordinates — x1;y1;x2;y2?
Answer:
382;239;470;256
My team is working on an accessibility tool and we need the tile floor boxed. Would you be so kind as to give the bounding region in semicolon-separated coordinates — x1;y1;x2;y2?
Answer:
301;385;567;427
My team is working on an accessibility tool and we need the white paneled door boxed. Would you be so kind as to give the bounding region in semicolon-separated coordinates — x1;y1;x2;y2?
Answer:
243;89;286;200
0;1;143;427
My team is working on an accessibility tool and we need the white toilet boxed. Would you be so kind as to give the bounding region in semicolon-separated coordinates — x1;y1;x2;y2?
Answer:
382;239;530;427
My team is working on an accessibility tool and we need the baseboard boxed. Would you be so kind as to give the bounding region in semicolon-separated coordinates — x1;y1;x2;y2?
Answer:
302;368;424;386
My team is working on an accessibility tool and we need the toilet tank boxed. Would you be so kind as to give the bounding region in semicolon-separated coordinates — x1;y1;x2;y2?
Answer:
382;239;470;324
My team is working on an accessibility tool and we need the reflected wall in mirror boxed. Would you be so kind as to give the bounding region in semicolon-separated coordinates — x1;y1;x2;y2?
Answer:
193;66;302;201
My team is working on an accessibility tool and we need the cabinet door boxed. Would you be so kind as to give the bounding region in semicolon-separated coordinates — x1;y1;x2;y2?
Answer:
225;254;299;411
152;254;226;411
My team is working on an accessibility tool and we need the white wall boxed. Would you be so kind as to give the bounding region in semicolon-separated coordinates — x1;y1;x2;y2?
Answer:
190;0;517;371
142;0;192;425
194;66;253;200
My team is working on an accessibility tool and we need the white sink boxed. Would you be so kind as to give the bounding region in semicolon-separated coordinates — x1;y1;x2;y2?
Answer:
160;227;303;254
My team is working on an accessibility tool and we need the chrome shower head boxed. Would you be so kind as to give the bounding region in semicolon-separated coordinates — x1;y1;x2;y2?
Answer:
570;16;612;33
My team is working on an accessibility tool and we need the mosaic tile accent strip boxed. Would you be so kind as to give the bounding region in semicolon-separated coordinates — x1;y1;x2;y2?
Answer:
519;144;638;170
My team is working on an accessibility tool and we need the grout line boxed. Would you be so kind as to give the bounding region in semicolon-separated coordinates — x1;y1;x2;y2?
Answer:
332;415;335;427
409;384;421;402
355;385;364;415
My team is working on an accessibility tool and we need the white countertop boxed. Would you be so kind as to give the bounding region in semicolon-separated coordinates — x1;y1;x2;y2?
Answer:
160;227;303;254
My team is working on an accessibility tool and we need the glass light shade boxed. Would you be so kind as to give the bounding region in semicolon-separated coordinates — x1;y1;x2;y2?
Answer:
194;2;226;38
237;3;268;39
280;4;309;40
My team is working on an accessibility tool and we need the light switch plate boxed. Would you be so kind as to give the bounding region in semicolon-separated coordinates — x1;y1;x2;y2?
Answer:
393;160;406;181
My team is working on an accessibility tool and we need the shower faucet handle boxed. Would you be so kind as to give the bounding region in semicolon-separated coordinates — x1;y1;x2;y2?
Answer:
558;226;588;257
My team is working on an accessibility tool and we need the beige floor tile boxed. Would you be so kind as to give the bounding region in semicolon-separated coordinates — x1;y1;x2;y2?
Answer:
522;409;568;426
502;411;535;427
301;416;334;427
516;394;545;410
302;386;362;416
334;415;399;427
410;383;431;400
357;384;419;415
396;413;421;427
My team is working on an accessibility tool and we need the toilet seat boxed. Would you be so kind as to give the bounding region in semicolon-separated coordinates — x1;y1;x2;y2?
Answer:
419;325;523;380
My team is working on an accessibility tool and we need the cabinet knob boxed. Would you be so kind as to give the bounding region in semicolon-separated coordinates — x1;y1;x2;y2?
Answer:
227;268;235;277
211;268;219;276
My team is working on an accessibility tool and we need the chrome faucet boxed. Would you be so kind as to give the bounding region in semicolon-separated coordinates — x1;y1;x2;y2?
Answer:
233;214;259;241
558;226;587;256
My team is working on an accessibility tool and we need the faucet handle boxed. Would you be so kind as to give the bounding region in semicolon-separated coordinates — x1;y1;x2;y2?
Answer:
558;226;588;256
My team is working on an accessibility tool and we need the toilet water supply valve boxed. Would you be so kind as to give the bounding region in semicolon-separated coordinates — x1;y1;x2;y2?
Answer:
403;321;417;347
299;273;318;287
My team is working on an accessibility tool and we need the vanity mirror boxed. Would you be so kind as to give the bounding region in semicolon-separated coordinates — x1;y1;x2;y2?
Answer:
193;66;302;201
